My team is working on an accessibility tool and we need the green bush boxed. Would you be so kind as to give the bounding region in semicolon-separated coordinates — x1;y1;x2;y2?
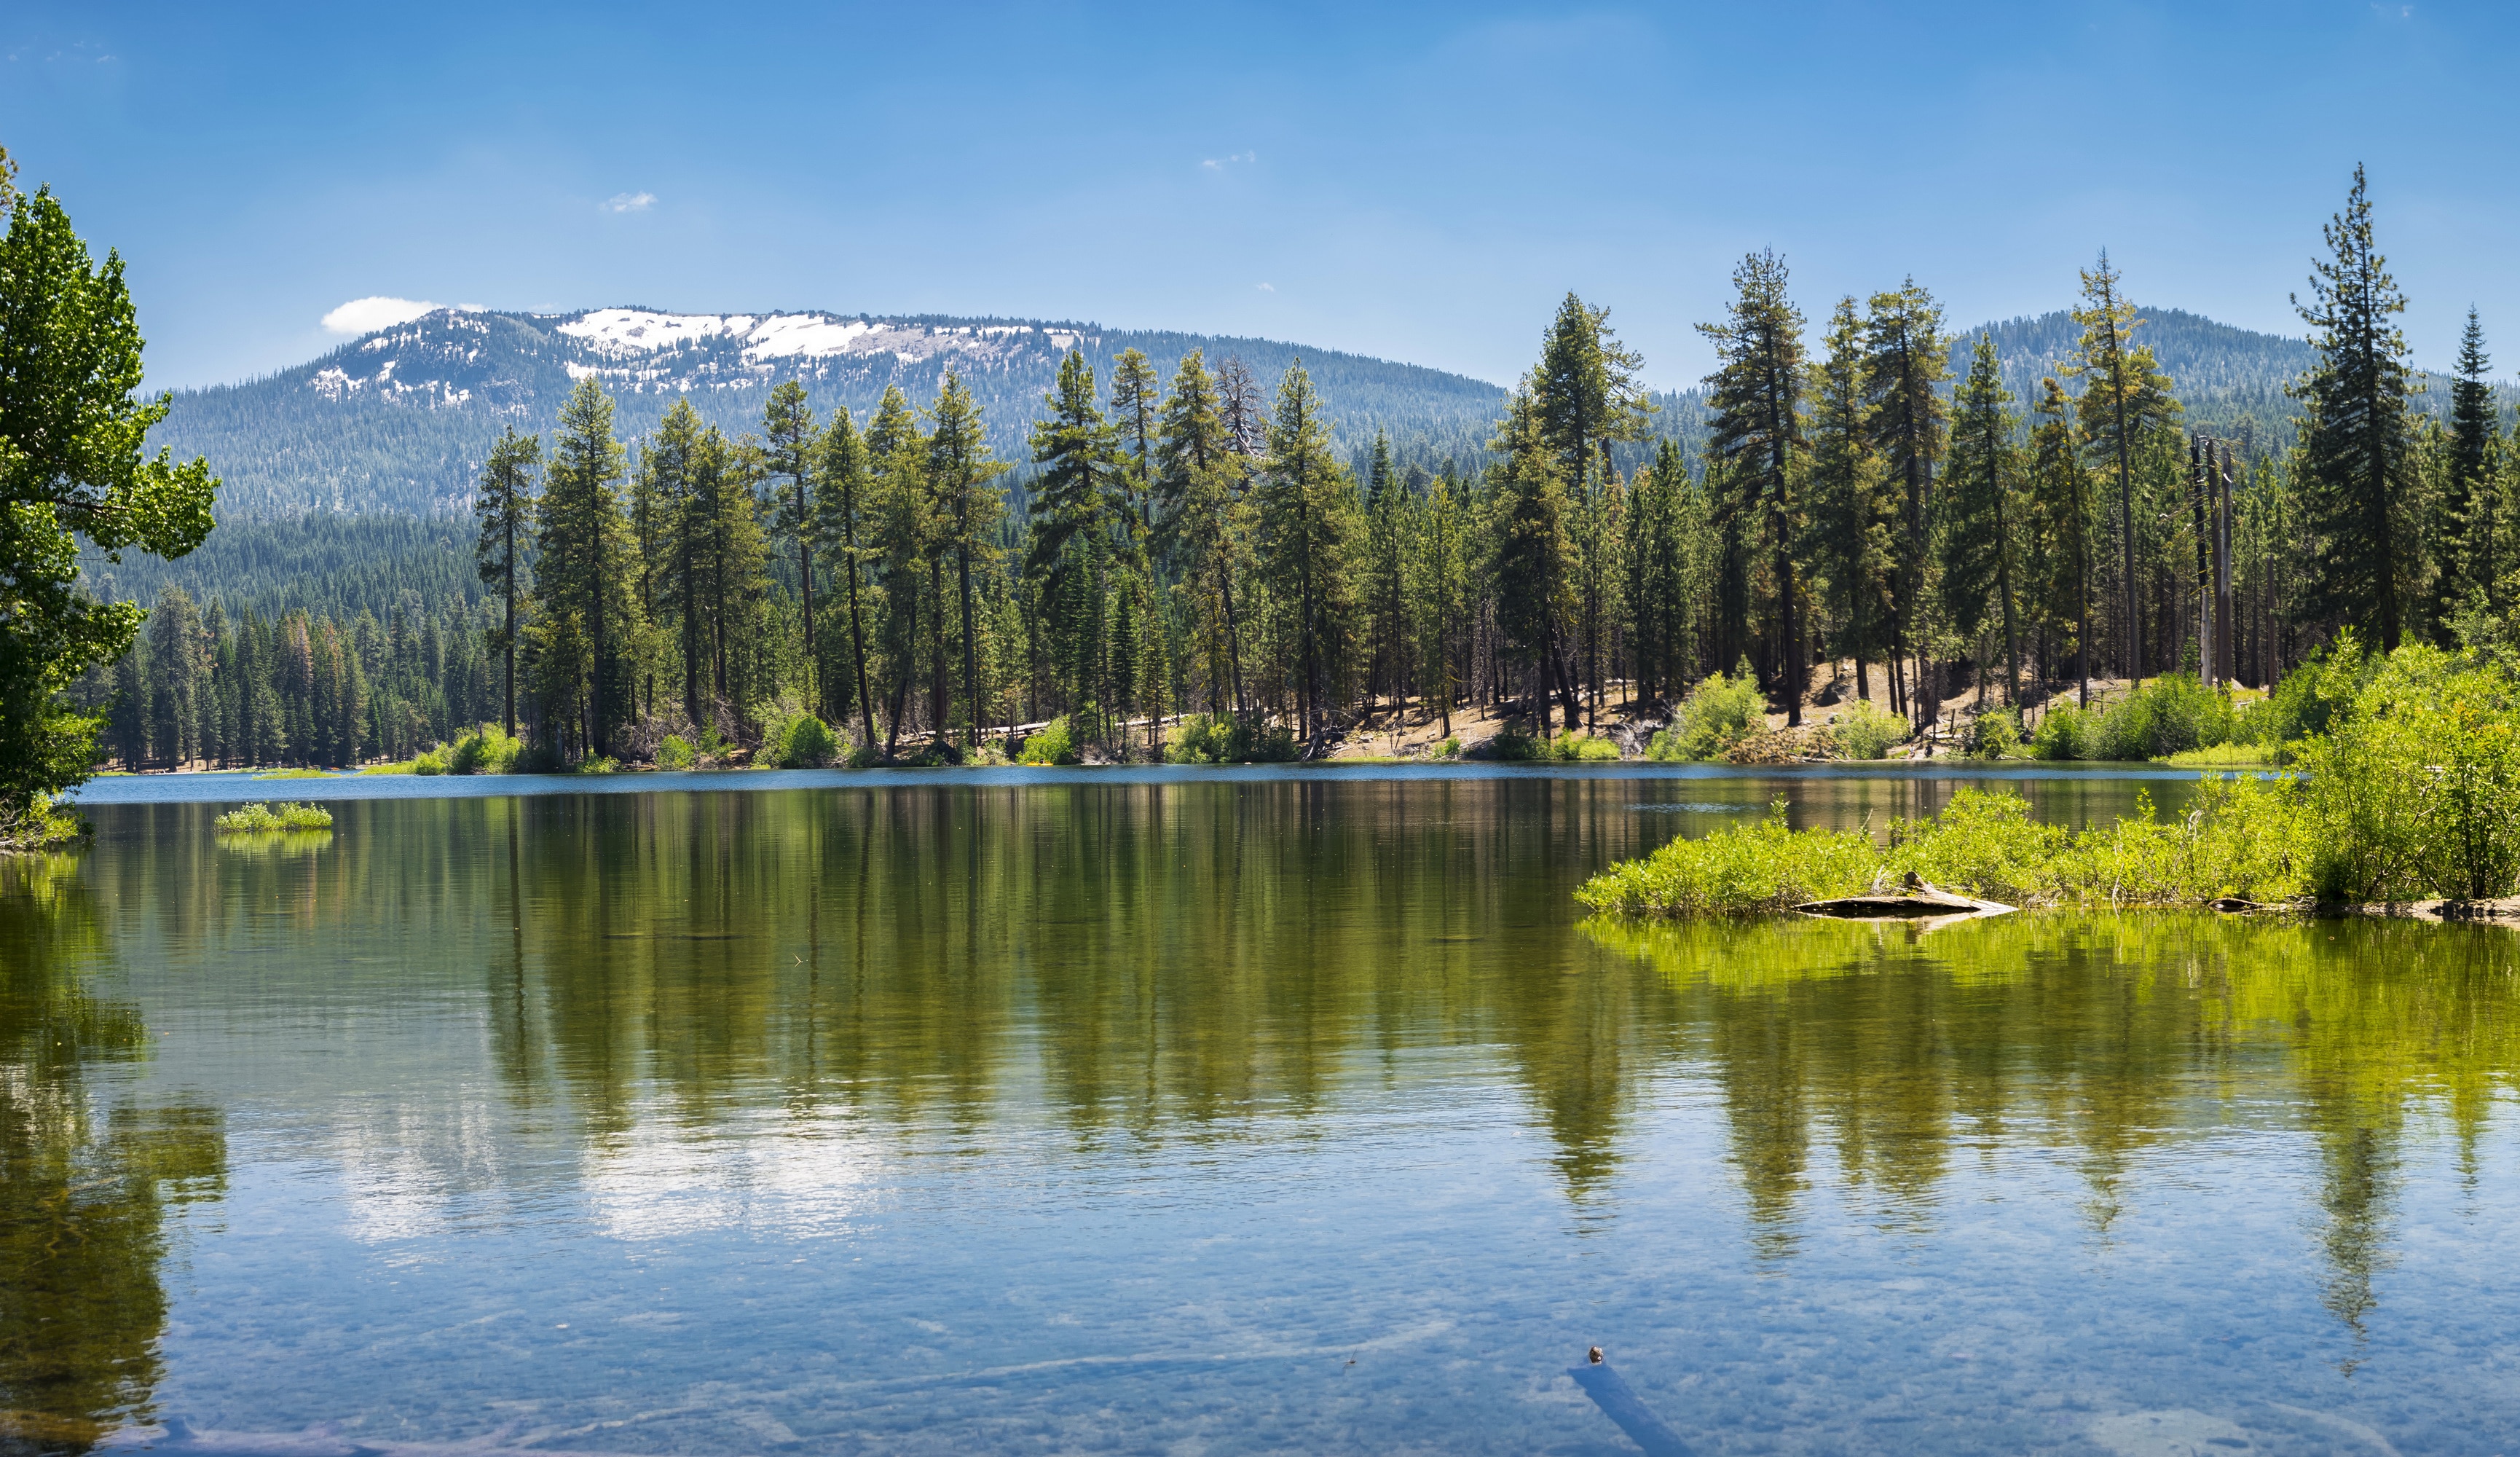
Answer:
768;713;838;769
2296;643;2520;903
2025;675;2234;761
1436;736;1462;760
1577;801;1878;916
1163;713;1298;763
447;724;523;774
412;745;452;775
657;734;696;770
215;801;334;833
1579;782;2312;917
1020;716;1079;765
1829;700;1910;760
1647;667;1768;761
1967;707;2023;759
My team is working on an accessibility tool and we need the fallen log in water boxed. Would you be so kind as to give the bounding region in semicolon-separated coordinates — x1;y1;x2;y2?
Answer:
1792;873;2014;922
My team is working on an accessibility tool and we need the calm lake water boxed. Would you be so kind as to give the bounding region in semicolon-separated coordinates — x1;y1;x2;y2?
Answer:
8;768;2516;1455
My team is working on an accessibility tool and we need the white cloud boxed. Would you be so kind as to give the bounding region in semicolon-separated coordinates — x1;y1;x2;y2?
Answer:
320;296;439;334
605;191;657;213
1256;282;1275;293
1201;151;1256;170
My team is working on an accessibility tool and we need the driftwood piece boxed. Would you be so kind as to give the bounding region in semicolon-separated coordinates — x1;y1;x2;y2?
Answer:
1792;872;2014;922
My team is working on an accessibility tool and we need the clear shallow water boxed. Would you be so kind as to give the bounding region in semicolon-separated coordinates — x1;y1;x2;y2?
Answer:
6;774;2514;1456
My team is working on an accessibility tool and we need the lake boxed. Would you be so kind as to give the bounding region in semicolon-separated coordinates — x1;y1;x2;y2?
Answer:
6;767;2514;1455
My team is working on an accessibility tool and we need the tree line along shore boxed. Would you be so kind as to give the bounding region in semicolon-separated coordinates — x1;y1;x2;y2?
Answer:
3;154;2511;839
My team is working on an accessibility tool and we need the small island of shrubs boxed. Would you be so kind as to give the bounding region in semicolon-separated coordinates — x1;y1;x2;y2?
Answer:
1583;639;2520;917
214;801;334;833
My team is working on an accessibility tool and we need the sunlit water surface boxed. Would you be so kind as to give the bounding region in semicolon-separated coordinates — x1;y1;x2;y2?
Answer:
7;769;2516;1455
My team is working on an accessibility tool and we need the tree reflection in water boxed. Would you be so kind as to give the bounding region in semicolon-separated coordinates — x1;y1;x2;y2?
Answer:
0;855;224;1456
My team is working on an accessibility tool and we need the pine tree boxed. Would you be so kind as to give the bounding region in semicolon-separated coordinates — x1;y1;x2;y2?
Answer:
1154;351;1248;715
1411;466;1470;735
1808;298;1897;706
2447;307;2495;608
1941;337;2025;704
1109;347;1162;540
927;371;1009;753
473;428;539;739
763;380;822;711
1860;279;1948;718
1535;294;1654;720
866;385;929;755
1699;249;1809;724
816;407;880;749
532;377;641;758
1027;351;1124;736
2063;252;2183;679
640;400;705;727
2028;379;2099;704
1490;385;1575;729
1256;361;1353;741
1361;431;1409;710
2293;165;2419;652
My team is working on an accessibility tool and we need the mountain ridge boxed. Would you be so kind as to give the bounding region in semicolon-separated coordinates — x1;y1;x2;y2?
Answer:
149;301;2417;522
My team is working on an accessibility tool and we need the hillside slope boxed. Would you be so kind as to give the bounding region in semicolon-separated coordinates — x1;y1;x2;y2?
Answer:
153;308;1512;518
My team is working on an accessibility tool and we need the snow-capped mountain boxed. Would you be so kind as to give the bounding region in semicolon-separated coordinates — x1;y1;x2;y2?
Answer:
157;307;1511;517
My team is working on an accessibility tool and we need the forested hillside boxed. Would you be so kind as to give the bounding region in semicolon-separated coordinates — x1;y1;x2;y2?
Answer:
151;308;1513;518
91;173;2520;774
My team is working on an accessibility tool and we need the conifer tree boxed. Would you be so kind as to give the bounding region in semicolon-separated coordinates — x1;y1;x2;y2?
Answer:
1411;466;1470;735
1154;350;1247;714
816;407;880;749
866;385;930;756
1808;298;1896;704
927;371;1009;752
1699;249;1809;724
639;400;705;727
2447;307;2495;605
1257;361;1354;741
2028;379;2098;704
2293;165;2419;652
532;377;641;757
1027;351;1124;735
1860;279;1948;718
1941;337;2025;704
1362;431;1409;709
1535;294;1654;719
1109;347;1162;538
2063;252;2182;679
1491;385;1575;729
763;380;821;710
473;428;538;738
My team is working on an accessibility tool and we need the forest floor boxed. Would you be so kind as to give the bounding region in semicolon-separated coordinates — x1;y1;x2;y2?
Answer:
1312;662;2170;762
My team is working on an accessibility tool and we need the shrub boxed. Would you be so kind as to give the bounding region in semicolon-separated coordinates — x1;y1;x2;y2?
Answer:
657;734;696;770
1576;801;1878;916
1966;707;2023;759
1;794;84;852
447;724;523;774
2031;703;2095;760
1163;713;1297;763
2296;644;2520;903
1436;735;1462;760
1647;667;1768;761
412;744;452;775
767;713;838;769
1020;716;1079;765
215;801;334;833
1829;700;1910;760
2025;675;2235;761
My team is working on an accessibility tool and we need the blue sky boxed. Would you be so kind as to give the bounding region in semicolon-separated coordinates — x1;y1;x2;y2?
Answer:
5;1;2513;391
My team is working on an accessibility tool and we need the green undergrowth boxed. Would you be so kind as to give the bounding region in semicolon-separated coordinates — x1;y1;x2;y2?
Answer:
214;801;334;833
1577;782;2312;916
1;794;87;852
1495;729;1622;761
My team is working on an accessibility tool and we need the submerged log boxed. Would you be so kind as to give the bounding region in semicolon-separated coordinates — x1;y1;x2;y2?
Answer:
1792;872;2013;921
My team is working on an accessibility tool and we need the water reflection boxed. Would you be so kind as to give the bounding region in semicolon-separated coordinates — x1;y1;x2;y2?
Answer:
21;778;2520;1448
0;857;224;1455
1588;913;2520;1339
